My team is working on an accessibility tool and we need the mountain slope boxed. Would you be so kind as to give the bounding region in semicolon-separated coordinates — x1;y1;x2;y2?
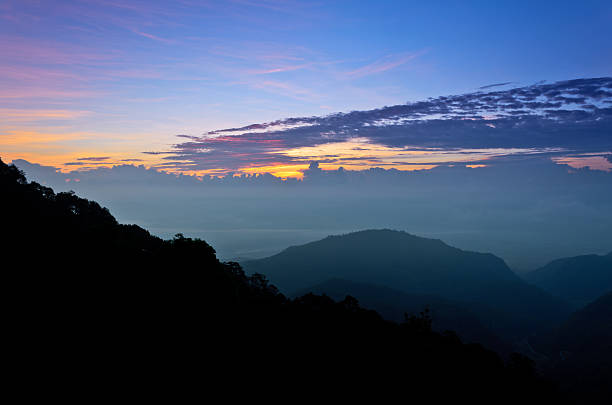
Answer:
1;157;565;401
532;292;612;403
555;292;612;353
297;278;510;353
525;253;612;307
243;229;571;338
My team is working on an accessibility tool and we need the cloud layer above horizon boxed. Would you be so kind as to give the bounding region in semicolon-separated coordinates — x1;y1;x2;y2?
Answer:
149;78;612;177
1;1;611;176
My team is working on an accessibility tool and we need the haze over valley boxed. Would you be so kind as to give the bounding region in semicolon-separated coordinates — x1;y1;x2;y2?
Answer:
12;78;612;270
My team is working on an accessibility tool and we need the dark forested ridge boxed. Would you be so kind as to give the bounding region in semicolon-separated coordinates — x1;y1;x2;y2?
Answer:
530;292;612;403
296;278;511;354
243;229;571;339
525;254;612;307
0;156;599;402
553;292;612;356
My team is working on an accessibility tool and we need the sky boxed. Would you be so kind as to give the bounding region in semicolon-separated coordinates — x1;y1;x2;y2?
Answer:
1;0;612;176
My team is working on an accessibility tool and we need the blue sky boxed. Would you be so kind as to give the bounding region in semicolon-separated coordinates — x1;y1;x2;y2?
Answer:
1;0;611;172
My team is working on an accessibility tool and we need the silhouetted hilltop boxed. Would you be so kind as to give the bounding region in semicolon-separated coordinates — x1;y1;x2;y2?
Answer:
297;278;510;354
243;229;571;338
0;157;564;402
245;230;518;291
525;253;612;307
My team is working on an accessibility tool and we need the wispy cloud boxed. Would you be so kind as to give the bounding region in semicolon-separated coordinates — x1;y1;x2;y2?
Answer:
478;82;514;90
129;28;175;44
228;0;310;13
345;51;424;79
209;41;311;62
77;156;111;161
0;88;103;100
249;63;312;75
245;79;320;101
0;36;119;65
0;109;91;122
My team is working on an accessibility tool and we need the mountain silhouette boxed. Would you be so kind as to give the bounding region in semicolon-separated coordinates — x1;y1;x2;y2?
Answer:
525;253;612;307
243;229;571;338
0;157;566;402
531;292;612;403
296;278;510;354
555;292;612;355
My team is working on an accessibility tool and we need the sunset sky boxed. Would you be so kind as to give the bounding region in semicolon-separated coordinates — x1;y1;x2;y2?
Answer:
2;0;612;177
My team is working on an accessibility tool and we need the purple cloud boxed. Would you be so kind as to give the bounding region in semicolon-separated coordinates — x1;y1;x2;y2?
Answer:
150;78;612;174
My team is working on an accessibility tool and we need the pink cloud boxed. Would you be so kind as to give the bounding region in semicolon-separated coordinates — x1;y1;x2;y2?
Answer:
553;155;612;172
0;36;119;65
0;65;84;82
0;108;91;121
0;88;103;100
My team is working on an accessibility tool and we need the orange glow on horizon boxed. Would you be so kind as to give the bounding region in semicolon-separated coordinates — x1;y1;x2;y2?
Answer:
0;128;168;172
5;131;605;180
241;164;309;179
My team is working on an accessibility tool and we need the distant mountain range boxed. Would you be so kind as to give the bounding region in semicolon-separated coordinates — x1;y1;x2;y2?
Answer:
243;229;572;339
525;253;612;307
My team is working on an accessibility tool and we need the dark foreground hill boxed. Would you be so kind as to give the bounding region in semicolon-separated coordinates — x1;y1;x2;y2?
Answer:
243;230;571;339
297;278;510;354
554;292;612;356
531;292;612;403
0;157;564;402
525;254;612;307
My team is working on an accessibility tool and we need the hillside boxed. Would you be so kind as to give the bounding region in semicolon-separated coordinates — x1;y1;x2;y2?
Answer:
531;292;612;403
243;230;571;338
525;254;612;307
555;292;612;354
0;157;565;401
297;278;510;354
